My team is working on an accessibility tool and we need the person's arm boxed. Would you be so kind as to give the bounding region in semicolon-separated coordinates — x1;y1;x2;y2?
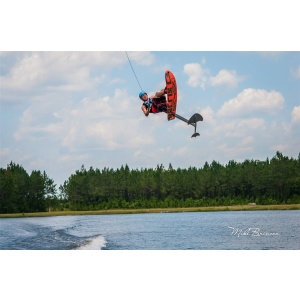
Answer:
141;104;149;116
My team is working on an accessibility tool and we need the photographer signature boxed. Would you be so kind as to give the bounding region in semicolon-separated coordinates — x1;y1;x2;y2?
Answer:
228;226;279;237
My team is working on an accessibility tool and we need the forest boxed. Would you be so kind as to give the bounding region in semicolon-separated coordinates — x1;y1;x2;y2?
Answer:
1;151;300;213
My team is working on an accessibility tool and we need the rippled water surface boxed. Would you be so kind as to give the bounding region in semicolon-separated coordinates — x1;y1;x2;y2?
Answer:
0;210;299;250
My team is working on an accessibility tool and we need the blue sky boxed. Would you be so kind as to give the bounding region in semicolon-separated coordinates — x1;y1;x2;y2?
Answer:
1;51;299;187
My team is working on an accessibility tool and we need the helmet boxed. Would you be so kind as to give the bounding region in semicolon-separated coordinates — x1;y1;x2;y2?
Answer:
139;91;147;99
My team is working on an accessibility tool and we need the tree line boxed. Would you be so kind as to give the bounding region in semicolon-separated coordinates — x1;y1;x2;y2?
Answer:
1;151;300;213
0;162;58;213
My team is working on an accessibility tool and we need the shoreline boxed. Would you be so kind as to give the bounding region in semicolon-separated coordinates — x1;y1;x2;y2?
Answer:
0;203;299;218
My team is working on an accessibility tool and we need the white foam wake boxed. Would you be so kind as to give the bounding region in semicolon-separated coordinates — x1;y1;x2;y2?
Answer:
76;235;107;250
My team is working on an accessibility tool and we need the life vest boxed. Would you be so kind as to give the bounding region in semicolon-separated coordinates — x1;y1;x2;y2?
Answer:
143;98;154;111
143;96;167;114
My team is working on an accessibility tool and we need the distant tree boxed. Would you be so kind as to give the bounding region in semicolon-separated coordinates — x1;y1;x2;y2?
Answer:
0;162;57;213
0;162;30;213
3;151;296;213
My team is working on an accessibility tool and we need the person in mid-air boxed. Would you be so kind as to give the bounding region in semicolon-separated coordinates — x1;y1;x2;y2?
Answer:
139;88;167;116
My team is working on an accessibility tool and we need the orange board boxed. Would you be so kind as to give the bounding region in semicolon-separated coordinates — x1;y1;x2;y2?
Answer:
165;70;177;121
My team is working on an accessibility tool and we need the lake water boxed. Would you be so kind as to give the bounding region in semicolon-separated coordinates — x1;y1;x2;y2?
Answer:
0;210;299;250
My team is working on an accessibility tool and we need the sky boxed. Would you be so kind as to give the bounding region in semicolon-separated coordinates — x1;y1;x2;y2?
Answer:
1;51;299;188
0;1;300;191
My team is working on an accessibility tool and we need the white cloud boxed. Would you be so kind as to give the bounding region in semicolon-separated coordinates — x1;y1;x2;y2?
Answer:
241;136;255;146
58;153;90;163
13;89;157;151
200;106;215;126
0;147;33;166
218;143;254;157
2;52;299;188
218;88;285;117
184;63;243;90
0;147;11;157
0;51;153;102
174;146;190;157
270;144;290;152
212;118;266;139
183;63;208;89
209;69;243;88
292;106;300;123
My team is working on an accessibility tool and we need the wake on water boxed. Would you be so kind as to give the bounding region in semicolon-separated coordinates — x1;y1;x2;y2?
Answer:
75;235;107;250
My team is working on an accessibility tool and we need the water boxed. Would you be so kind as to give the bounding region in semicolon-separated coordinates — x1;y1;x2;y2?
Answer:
0;210;299;250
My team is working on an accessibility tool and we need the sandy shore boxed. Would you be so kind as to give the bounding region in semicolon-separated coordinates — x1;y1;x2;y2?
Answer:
0;204;299;218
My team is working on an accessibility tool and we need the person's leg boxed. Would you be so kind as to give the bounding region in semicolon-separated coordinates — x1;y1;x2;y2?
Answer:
155;88;166;98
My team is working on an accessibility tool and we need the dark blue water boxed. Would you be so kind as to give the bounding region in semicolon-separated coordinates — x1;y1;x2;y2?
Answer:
0;210;299;250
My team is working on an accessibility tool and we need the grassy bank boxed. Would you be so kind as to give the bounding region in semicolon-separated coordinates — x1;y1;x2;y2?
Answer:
0;203;299;218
